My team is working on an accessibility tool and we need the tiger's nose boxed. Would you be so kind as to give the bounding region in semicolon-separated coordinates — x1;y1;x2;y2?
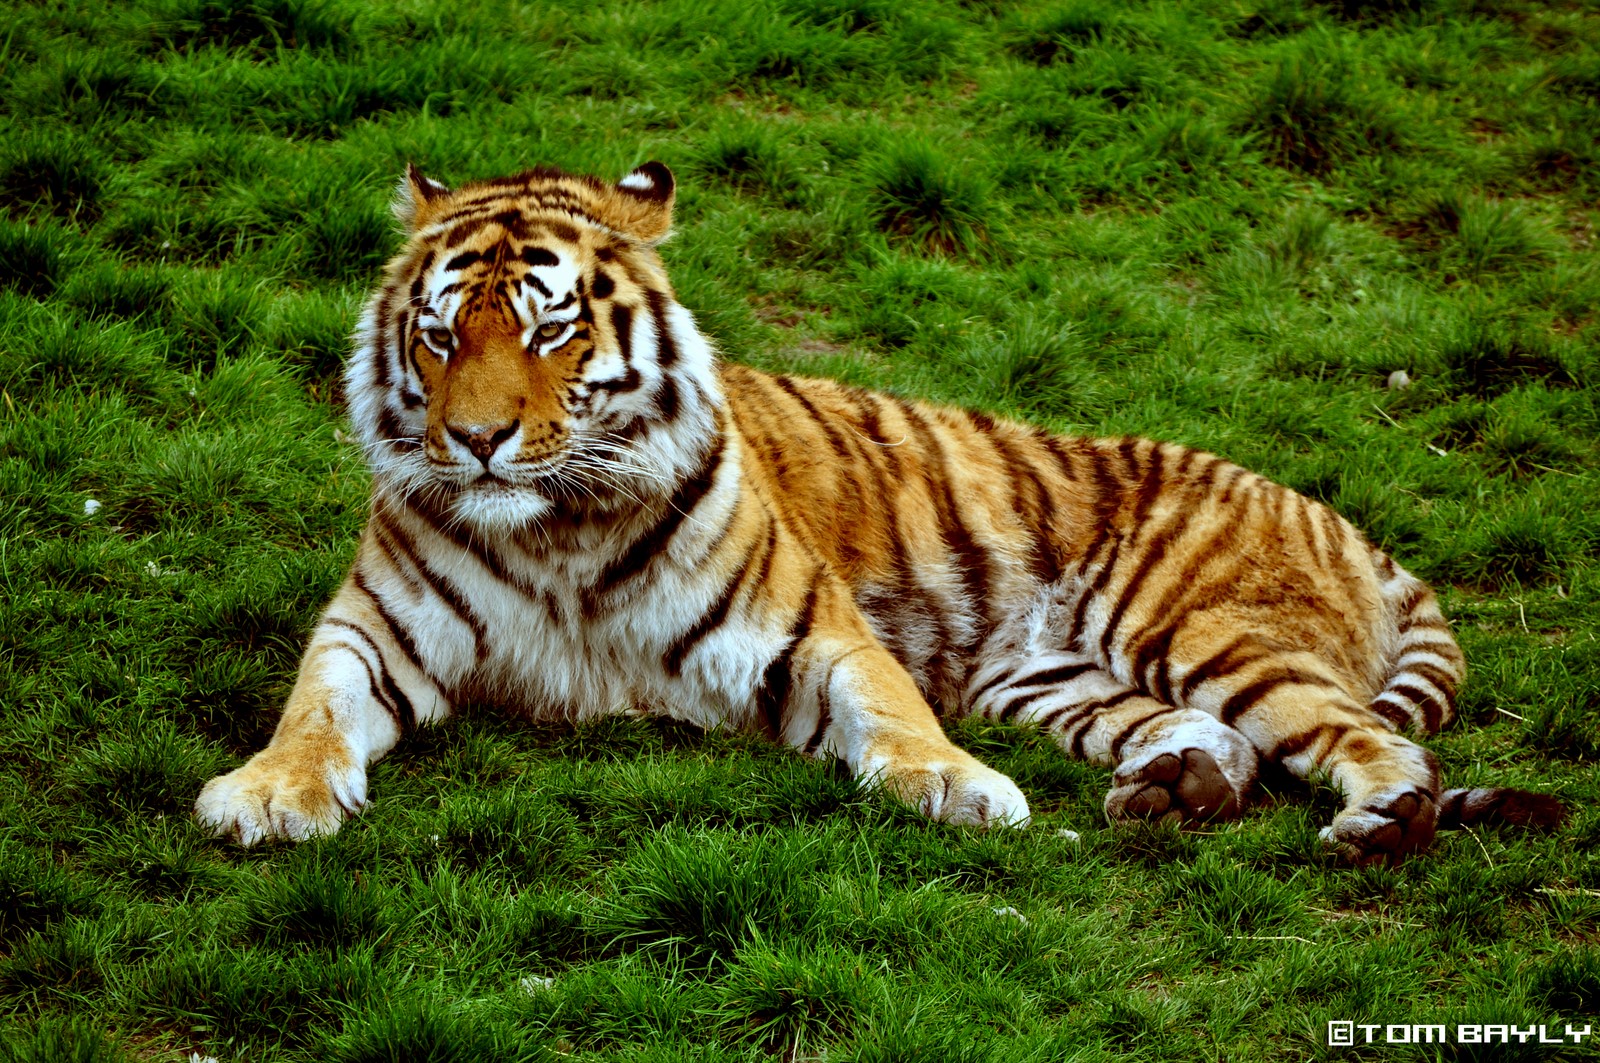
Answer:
447;420;520;465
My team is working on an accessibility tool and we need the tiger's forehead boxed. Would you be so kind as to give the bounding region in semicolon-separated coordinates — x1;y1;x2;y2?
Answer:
418;170;631;249
410;206;604;315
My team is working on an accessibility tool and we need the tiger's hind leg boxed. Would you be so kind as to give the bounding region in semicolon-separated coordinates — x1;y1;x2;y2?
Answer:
1181;644;1442;863
970;658;1257;824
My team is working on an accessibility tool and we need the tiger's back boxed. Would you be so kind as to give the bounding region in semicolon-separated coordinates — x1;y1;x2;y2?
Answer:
726;366;1408;715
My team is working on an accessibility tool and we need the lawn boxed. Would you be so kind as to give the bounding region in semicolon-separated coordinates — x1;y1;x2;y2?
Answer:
1;0;1598;1059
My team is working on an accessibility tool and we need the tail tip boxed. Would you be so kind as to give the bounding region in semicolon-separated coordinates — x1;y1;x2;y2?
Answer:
1439;788;1566;831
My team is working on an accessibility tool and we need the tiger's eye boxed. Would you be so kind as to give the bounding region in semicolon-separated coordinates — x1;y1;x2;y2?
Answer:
535;322;565;341
424;327;454;349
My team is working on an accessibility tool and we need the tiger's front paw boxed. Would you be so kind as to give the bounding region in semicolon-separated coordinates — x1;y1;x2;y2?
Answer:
1319;786;1438;865
874;756;1031;828
194;747;366;846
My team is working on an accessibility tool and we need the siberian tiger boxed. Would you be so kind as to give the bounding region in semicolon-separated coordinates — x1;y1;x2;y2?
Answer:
194;161;1563;864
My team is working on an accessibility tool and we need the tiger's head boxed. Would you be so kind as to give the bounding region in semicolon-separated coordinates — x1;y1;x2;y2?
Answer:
346;162;720;530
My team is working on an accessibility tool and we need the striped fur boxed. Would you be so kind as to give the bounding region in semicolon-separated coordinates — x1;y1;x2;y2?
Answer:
195;162;1563;861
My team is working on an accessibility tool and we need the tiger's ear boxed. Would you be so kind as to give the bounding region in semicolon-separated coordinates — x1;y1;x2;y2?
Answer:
602;161;675;245
392;163;451;231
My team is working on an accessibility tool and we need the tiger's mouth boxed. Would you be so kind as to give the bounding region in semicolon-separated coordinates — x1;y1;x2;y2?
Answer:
454;454;569;492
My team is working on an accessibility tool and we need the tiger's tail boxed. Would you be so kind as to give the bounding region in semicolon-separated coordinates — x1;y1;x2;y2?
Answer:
1369;561;1466;736
1369;553;1566;832
1437;787;1566;830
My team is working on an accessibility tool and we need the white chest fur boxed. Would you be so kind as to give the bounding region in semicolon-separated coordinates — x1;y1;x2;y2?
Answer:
365;446;772;731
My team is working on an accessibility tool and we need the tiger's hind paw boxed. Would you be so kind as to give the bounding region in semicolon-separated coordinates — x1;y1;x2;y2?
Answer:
1319;786;1438;865
1104;748;1245;825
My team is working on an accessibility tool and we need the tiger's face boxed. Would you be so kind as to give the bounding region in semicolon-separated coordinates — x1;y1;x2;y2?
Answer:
348;162;714;530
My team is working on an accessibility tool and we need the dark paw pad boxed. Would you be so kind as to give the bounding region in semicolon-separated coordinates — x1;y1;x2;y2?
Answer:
1106;748;1243;824
1322;787;1439;865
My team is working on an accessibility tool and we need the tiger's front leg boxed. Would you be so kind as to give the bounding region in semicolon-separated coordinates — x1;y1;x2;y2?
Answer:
754;576;1029;828
194;576;448;845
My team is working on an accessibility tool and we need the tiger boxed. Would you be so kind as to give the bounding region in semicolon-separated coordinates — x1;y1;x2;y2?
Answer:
194;160;1564;864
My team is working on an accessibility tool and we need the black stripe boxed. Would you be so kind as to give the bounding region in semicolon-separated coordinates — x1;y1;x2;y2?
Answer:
1099;449;1187;661
775;376;851;460
610;302;635;367
1110;705;1171;757
593;366;641;395
1217;465;1250;505
372;288;397;388
757;573;822;741
861;393;942;664
997;686;1055;723
585;433;727;613
407;494;515;584
1269;723;1347;763
442;215;491;248
542;220;579;242
968;668;1016;710
1037;701;1096;734
521;245;558;267
1065;443;1134;646
656;375;680;421
321;619;403;727
662;526;762;677
375;510;489;664
1369;698;1411;730
1396;639;1461;660
1068;536;1124;652
444;251;482;271
1218;669;1339;726
376;405;408;444
1386;682;1446;732
996;666;1100;723
1395;583;1430;620
1295;494;1329;570
592;269;615;299
322;615;416;737
1402;661;1460;697
408;250;435;305
1101;453;1223;670
1072;689;1143;757
646;289;679;369
896;399;992;653
804;662;835;756
989;429;1061;584
492;210;530;238
1041;435;1083;482
1131;621;1182;704
1177;635;1261;700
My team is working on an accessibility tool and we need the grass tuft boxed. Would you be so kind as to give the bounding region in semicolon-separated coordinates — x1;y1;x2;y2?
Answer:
319;996;543;1063
1241;34;1400;172
143;0;357;54
0;1016;130;1063
1437;319;1575;398
602;830;820;964
1005;1;1119;65
866;141;990;254
0;219;73;297
244;846;390;950
0;132;107;223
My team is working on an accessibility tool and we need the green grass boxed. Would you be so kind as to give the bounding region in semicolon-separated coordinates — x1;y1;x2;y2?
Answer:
1;0;1598;1058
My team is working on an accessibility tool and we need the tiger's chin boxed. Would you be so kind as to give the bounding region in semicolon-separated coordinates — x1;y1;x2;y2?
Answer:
445;478;557;533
